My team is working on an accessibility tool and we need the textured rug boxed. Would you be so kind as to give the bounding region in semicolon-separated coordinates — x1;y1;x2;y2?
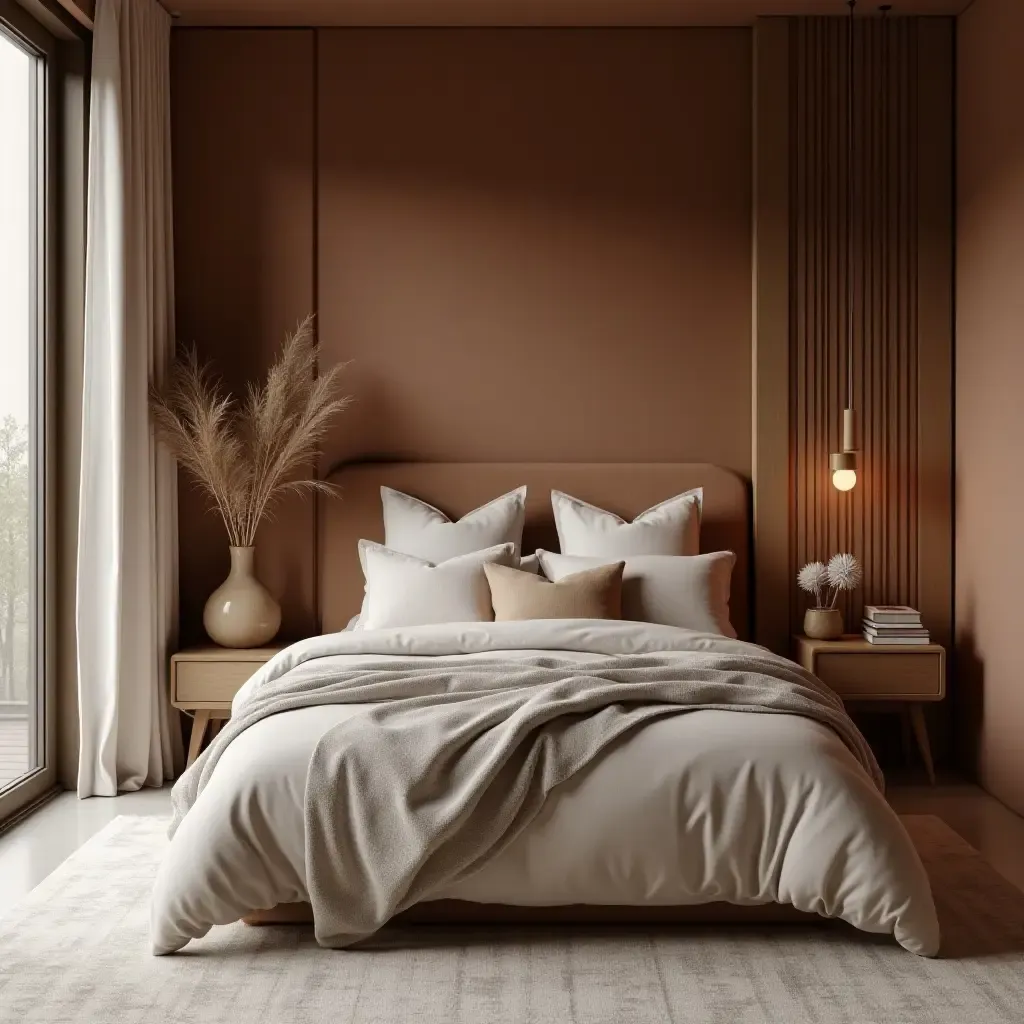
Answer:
0;816;1022;1024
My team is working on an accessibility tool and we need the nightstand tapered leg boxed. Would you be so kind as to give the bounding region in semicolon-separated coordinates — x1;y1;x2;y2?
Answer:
186;710;212;767
908;705;935;785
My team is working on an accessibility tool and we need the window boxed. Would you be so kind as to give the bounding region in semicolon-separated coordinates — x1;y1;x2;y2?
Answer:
0;6;53;816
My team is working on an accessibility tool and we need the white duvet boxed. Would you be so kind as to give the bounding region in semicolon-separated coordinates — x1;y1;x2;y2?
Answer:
152;621;939;956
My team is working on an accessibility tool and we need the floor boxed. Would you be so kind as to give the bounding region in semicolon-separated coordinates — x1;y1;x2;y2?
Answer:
886;776;1024;894
0;775;1022;918
0;787;170;916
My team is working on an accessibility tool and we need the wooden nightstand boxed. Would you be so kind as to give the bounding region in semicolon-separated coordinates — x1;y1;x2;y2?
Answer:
793;634;946;784
171;646;284;766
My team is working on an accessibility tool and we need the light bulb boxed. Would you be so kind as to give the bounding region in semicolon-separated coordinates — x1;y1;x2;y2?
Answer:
832;468;857;492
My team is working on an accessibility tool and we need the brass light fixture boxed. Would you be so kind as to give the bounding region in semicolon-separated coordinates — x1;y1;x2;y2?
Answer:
830;412;858;492
831;0;860;492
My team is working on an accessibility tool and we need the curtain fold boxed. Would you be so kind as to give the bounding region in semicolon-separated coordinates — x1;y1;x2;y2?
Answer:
77;0;181;796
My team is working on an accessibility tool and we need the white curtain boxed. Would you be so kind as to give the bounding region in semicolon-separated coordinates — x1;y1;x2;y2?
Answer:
77;0;182;796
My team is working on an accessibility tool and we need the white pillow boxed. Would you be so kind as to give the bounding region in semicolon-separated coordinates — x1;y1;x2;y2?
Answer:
536;549;735;637
551;489;702;557
359;541;515;630
382;486;527;561
518;552;541;574
346;552;541;631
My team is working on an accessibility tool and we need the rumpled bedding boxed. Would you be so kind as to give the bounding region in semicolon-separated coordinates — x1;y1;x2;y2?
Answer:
152;620;939;956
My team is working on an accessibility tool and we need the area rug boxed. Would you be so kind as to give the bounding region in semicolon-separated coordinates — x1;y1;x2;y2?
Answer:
0;815;1022;1024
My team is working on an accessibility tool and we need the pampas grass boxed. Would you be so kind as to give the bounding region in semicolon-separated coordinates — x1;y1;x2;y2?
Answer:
150;315;351;547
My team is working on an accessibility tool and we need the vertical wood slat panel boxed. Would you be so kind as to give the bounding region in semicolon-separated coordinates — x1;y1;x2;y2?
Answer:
789;16;921;633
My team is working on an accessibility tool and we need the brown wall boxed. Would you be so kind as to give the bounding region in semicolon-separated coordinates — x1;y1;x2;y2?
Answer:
172;30;317;642
317;29;752;467
956;0;1024;815
172;27;753;640
171;22;955;750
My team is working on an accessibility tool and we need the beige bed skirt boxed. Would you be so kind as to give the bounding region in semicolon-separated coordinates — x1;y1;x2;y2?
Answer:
243;900;818;927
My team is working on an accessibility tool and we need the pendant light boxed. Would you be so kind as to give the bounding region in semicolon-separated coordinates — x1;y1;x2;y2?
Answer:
830;0;859;492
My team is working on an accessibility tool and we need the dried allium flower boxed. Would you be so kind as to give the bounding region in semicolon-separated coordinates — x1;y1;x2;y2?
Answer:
797;561;828;594
827;552;862;591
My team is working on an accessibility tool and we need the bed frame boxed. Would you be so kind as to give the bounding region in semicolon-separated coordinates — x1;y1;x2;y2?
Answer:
244;901;816;927
245;461;818;930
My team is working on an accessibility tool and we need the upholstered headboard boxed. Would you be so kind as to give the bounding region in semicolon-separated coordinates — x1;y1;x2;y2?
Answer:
317;462;750;638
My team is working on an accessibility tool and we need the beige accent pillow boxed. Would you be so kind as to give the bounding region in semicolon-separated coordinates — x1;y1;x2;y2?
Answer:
484;561;624;622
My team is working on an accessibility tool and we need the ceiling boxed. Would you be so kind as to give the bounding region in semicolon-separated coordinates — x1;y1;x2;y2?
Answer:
164;0;971;28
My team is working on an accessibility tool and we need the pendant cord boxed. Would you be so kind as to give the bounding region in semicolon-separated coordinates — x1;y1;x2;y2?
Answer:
846;0;856;412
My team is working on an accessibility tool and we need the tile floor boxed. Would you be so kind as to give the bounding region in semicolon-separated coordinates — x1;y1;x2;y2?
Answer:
0;787;170;916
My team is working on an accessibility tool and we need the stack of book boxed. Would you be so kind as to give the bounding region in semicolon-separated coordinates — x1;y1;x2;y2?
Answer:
862;606;930;645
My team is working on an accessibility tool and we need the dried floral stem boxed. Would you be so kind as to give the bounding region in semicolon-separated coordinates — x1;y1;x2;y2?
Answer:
797;554;862;610
149;315;351;547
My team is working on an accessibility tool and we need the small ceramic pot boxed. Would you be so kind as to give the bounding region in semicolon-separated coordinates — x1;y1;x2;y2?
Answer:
803;607;844;641
203;546;281;648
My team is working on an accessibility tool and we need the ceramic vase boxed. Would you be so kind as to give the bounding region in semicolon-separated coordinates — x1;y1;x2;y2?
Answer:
203;546;281;648
803;606;844;641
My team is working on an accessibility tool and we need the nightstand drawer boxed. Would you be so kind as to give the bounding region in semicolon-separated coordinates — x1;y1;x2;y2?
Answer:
814;649;944;699
172;646;285;765
173;660;258;705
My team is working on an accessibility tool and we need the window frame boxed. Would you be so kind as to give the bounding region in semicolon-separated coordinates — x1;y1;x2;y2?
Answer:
0;0;59;823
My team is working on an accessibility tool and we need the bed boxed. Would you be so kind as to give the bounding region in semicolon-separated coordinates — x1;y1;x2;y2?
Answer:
151;462;939;956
